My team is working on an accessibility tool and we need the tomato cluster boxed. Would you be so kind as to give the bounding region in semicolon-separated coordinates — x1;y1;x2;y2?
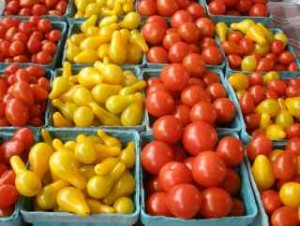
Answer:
4;0;68;16
0;128;35;217
0;64;50;127
142;14;223;66
248;135;300;226
142;132;245;219
207;0;268;17
0;17;61;64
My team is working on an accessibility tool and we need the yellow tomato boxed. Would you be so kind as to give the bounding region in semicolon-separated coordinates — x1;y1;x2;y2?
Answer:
280;182;300;208
228;73;249;91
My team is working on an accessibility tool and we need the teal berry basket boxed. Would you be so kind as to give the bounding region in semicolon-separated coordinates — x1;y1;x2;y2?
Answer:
201;0;271;25
141;67;242;133
140;130;258;226
62;19;145;68
0;20;68;70
19;128;141;226
47;65;148;131
0;66;54;133
222;28;300;75
224;70;300;144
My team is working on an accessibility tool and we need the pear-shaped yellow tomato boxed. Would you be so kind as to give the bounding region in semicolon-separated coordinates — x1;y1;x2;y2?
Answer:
280;182;300;208
228;73;249;91
252;155;275;191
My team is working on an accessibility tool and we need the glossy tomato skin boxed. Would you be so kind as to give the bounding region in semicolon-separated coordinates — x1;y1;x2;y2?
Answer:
285;138;300;155
220;169;241;196
181;85;212;107
163;32;181;50
213;98;236;124
147;192;172;216
146;90;175;117
187;3;205;19
208;0;226;15
167;184;203;219
195;18;215;37
142;141;174;175
142;21;167;46
168;42;190;63
192;151;227;187
147;47;169;63
159;162;192;191
230;199;245;216
261;190;282;215
273;152;297;181
171;10;192;28
271;206;299;226
182;53;206;77
173;104;191;127
286;124;300;139
5;98;29;126
153;115;182;144
161;64;190;91
207;83;227;99
239;92;255;115
246;135;272;161
183;121;218;156
138;0;158;16
202;46;222;65
189;101;216;125
157;0;180;16
178;22;201;43
200;187;233;218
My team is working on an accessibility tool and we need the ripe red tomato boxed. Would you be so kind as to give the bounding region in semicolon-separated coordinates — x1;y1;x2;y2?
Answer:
207;83;227;99
202;46;222;65
246;135;272;161
239;92;255;115
146;90;175;117
47;30;61;43
32;4;48;16
190;101;216;125
192;151;227;187
236;0;252;13
195;18;215;37
138;0;157;16
278;51;295;66
271;207;299;226
203;71;220;85
200;187;233;218
285;138;300;155
213;98;236;124
147;192;171;216
163;32;181;50
173;104;191;127
208;0;226;15
159;162;192;191
228;31;243;44
240;37;254;55
161;64;190;91
288;62;298;72
142;22;167;46
230;199;245;216
35;51;52;64
183;157;195;171
187;3;205;19
178;22;201;43
261;190;282;215
286;124;300;139
146;177;163;194
249;72;263;86
171;10;192;28
142;141;174;175
168;42;190;63
181;85;211;107
216;136;244;167
271;40;285;55
183;121;218;156
176;0;190;9
182;53;206;77
156;0;180;16
228;54;242;69
11;81;34;105
167;184;202;219
0;185;19;209
268;80;287;97
249;3;268;17
27;36;42;54
248;85;266;104
200;37;217;50
5;98;29;126
221;169;241;196
147;47;169;63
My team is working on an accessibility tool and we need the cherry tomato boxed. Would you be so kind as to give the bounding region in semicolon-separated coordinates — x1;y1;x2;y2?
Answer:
190;101;216;125
168;42;191;63
236;0;252;13
286;124;300;139
146;16;168;28
184;157;195;171
0;79;8;100
5;98;29;126
159;162;192;191
147;47;169;63
0;184;19;209
273;152;297;181
146;90;175;117
239;92;255;115
216;136;244;167
200;37;217;50
163;32;181;50
35;51;52;64
187;3;205;19
178;22;201;43
228;54;242;69
202;46;222;65
173;104;191;127
257;57;274;72
0;207;13;217
182;53;206;77
147;192;171;216
213;98;236;124
138;0;158;16
153;115;182;144
246;135;272;161
0;170;16;186
161;64;189;91
249;3;268;17
271;206;299;226
203;71;220;85
228;31;244;44
176;0;190;9
268;80;287;97
56;0;67;13
156;0;180;16
183;121;218;156
261;190;282;215
288;62;298;72
285;138;300;155
192;151;226;187
278;51;295;66
221;169;241;196
182;85;211;106
248;85;266;104
167;184;202;219
146;177;163;194
271;40;285;55
171;10;192;28
142;22;167;46
249;72;264;86
27;36;42;54
240;37;254;55
208;0;226;15
200;187;233;218
195;18;215;37
32;4;48;16
230;199;245;216
42;41;56;55
11;81;34;105
47;30;61;43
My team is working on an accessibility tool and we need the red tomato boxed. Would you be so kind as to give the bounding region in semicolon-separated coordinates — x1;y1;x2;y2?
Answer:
200;187;233;218
268;80;287;97
187;3;205;19
203;71;220;85
249;72;263;86
188;77;205;87
146;16;168;28
288;78;300;87
271;40;285;55
5;98;29;126
230;199;245;216
19;8;31;16
138;0;157;16
26;65;45;78
286;124;300;139
156;0;180;16
0;207;13;217
153;115;182;144
183;121;218;156
147;47;169;63
142;22;167;46
190;101;216;125
27;36;42;54
5;0;21;14
246;135;272;161
35;51;52;64
261;190;282;215
32;4;48;16
178;22;201;43
202;46;222;65
207;83;227;99
239;92;255;115
213;98;236;124
146;177;163;194
47;30;61;43
192;151;227;187
236;0;252;13
228;31;244;44
5;27;18;41
189;44;200;53
45;0;59;8
56;0;67;13
173;104;191;127
223;0;239;7
288;62;298;72
146;83;168;96
228;54;242;69
0;170;16;186
216;136;244;167
142;141;174;175
147;192;171;216
11;81;34;105
181;85;212;107
195;18;215;37
167;184;202;219
249;3;268;17
146;90;175;117
271;207;299;226
42;41;56;55
278;51;295;66
285;138;300;155
221;169;241;196
163;32;181;50
12;127;35;149
240;37;254;55
171;10;192;28
200;37;217;50
161;64;190;91
0;164;7;177
257;57;275;72
0;184;19;209
184;157;195;171
168;42;191;63
208;0;226;15
248;85;266;104
182;53;206;77
176;0;190;9
159;162;192;191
